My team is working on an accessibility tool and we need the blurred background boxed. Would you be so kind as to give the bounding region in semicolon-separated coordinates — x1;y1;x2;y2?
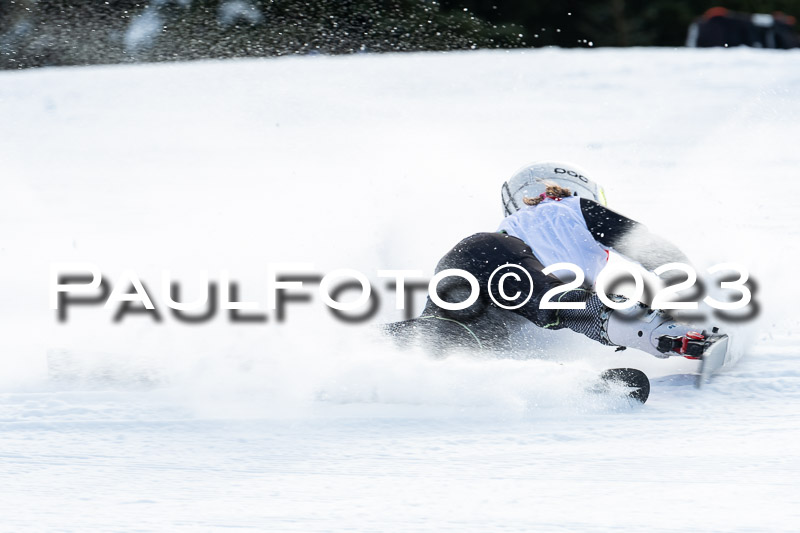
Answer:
1;0;798;70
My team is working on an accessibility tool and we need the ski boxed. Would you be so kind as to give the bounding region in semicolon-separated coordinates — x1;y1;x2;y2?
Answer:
598;368;650;404
695;334;730;388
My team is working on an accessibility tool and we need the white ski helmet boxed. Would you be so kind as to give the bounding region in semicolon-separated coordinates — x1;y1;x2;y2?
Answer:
501;161;607;216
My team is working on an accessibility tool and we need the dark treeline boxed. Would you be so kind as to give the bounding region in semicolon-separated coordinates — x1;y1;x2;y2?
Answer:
443;0;800;46
1;0;799;70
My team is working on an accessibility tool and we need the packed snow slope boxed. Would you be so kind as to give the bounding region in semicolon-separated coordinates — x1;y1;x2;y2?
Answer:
1;48;799;531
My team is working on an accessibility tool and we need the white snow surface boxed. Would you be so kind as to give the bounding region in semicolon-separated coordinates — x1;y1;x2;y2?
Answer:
1;48;799;531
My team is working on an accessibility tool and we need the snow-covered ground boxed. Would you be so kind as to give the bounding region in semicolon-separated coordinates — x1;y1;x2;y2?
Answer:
1;48;799;531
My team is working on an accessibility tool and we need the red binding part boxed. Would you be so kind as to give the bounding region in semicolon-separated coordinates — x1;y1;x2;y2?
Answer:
683;331;705;359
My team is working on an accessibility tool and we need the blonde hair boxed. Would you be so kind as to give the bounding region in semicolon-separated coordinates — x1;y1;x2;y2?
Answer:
523;183;573;207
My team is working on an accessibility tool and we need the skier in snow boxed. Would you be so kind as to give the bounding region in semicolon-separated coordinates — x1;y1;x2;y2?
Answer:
386;161;722;360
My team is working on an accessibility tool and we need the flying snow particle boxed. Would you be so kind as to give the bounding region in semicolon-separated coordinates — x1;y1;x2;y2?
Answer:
124;8;163;52
218;0;264;26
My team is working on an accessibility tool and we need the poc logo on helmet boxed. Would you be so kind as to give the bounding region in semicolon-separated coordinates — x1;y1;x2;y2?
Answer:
554;167;589;183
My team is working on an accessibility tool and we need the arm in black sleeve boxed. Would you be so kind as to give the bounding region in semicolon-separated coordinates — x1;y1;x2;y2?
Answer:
579;198;690;271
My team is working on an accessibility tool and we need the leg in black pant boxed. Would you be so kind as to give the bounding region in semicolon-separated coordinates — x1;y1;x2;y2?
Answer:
384;232;617;355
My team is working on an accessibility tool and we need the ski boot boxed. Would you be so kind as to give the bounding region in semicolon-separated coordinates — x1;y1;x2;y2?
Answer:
605;303;724;360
